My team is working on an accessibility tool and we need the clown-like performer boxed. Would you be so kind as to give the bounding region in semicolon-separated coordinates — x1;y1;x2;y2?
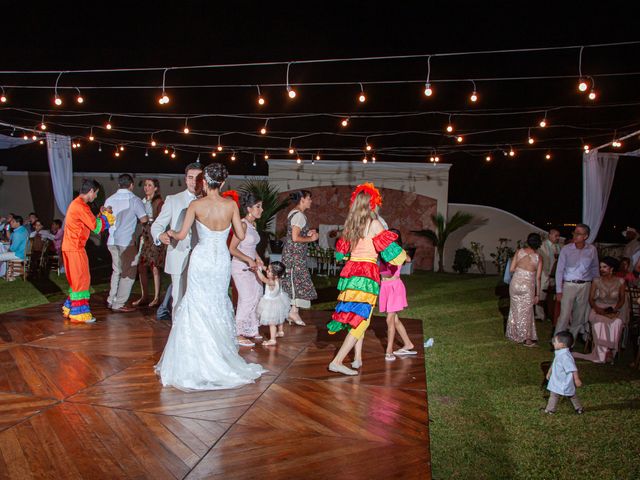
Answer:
327;183;406;375
61;179;115;323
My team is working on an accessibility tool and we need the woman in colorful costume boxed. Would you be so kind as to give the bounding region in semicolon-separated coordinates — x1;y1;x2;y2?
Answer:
327;183;406;376
62;179;115;323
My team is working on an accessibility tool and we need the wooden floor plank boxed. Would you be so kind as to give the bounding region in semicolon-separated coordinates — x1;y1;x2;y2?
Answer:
0;392;58;432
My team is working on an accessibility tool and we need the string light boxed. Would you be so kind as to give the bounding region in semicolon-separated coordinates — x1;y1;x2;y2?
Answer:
286;62;297;98
527;128;535;145
509;147;516;157
612;140;622;148
446;114;454;133
145;149;149;157
315;153;321;161
159;68;170;104
75;88;84;104
253;158;257;167
311;156;315;165
539;112;547;128
296;156;302;164
164;147;169;154
545;152;552;160
230;152;236;161
183;118;190;134
260;119;269;135
39;140;44;145
264;152;269;160
469;80;478;103
588;89;597;100
120;145;125;151
456;136;463;143
485;154;492;162
341;117;349;127
114;147;120;157
88;128;94;141
0;87;7;103
40;115;47;130
171;148;177;159
362;156;368;164
211;151;217;157
256;85;266;106
150;136;157;147
54;96;62;106
358;83;366;103
578;80;588;92
105;115;112;130
31;134;37;141
23;133;28;140
371;155;376;163
424;56;433;97
98;143;102;152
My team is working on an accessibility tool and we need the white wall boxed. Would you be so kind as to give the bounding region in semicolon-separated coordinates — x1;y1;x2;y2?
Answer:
266;159;451;217
443;203;546;274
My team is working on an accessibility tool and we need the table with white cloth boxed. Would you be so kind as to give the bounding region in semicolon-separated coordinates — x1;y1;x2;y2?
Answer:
0;242;8;277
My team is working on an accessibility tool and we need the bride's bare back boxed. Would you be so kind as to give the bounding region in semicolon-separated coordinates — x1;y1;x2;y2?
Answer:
170;191;245;240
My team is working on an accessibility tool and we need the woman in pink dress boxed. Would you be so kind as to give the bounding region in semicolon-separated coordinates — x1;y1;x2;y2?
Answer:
230;192;264;347
574;256;626;364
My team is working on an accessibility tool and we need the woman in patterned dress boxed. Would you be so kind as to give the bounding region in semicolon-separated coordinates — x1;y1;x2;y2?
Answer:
133;178;166;307
281;190;319;326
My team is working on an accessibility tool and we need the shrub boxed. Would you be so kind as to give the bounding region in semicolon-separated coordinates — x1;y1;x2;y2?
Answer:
453;248;474;274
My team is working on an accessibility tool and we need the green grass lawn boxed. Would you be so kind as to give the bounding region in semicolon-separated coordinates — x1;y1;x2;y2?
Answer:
1;270;639;478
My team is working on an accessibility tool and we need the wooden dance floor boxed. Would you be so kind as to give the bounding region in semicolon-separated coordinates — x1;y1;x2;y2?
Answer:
0;297;431;479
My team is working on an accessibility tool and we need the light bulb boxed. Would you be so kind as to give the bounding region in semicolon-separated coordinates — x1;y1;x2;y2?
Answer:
539;119;547;128
106;122;112;130
485;155;491;162
72;143;76;149
258;96;265;105
371;155;376;163
424;83;433;97
217;145;223;152
528;137;535;145
23;134;28;140
120;146;125;151
509;149;515;157
264;154;269;160
446;124;453;133
362;157;368;164
341;118;349;127
260;127;267;135
583;144;590;151
296;157;301;164
40;123;47;130
315;154;321;161
365;144;372;151
151;140;157;147
456;136;463;143
171;152;176;159
231;154;236;161
287;87;296;99
39;140;44;145
434;156;440;163
578;80;588;92
470;91;478;102
76;95;84;104
54;96;62;106
76;142;81;148
588;90;597;100
164;148;169;154
545;153;551;160
115;151;120;157
358;93;366;103
145;150;149;157
0;95;7;103
183;127;189;134
159;94;170;105
429;156;435;162
89;135;94;141
289;148;295;155
211;151;217;157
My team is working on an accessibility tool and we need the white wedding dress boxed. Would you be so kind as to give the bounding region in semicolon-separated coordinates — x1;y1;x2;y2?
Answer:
155;221;265;391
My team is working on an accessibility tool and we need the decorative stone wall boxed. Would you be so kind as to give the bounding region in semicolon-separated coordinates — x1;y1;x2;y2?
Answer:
276;186;436;270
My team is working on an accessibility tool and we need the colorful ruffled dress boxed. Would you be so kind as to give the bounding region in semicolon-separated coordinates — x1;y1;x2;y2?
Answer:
61;197;115;323
327;230;406;337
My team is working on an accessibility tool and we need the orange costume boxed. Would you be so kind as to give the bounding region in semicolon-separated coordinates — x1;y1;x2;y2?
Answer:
61;196;115;323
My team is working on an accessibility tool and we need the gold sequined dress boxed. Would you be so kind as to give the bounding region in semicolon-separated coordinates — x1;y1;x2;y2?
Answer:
506;250;539;343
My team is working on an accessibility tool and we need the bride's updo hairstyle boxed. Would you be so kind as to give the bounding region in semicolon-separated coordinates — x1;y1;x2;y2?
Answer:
204;163;228;190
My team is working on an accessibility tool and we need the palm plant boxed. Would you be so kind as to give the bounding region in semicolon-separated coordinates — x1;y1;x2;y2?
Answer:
413;211;474;272
238;177;290;235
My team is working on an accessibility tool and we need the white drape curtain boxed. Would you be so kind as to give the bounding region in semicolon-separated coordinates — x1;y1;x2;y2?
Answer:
46;133;73;215
582;151;619;243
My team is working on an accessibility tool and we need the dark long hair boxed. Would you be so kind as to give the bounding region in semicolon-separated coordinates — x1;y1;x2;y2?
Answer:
144;178;162;203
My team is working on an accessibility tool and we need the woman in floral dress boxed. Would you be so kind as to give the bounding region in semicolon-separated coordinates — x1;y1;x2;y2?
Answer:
281;190;318;326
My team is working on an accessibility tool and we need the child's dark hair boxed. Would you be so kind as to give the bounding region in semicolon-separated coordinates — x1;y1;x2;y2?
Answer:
269;261;286;278
554;330;574;348
389;228;403;247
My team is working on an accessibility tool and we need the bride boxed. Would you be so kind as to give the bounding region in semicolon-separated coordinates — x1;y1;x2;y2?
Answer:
155;163;265;391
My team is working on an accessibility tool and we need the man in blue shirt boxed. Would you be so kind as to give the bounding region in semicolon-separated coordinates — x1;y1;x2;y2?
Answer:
0;215;29;266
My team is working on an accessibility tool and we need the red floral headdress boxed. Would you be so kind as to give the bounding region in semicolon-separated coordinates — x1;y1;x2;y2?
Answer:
350;182;382;210
222;190;240;207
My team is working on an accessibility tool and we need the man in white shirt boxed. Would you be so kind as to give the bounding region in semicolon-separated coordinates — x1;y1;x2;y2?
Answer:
151;162;203;313
104;174;148;312
555;223;599;337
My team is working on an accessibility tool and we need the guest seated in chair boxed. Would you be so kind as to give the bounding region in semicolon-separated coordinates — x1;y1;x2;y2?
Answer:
573;257;626;364
0;215;29;277
615;257;637;284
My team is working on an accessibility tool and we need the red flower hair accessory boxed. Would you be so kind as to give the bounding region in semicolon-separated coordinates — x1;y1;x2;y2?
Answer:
350;182;382;210
222;190;240;207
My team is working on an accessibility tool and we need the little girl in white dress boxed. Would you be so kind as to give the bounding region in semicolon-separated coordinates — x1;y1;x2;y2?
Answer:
255;261;290;345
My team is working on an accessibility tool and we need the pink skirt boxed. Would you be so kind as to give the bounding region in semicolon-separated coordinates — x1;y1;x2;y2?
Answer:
378;278;408;313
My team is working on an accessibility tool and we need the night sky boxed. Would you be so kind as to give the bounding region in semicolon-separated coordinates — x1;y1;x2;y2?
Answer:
0;2;638;241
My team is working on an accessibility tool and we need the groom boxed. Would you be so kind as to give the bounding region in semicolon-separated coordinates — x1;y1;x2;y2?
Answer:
152;162;203;313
